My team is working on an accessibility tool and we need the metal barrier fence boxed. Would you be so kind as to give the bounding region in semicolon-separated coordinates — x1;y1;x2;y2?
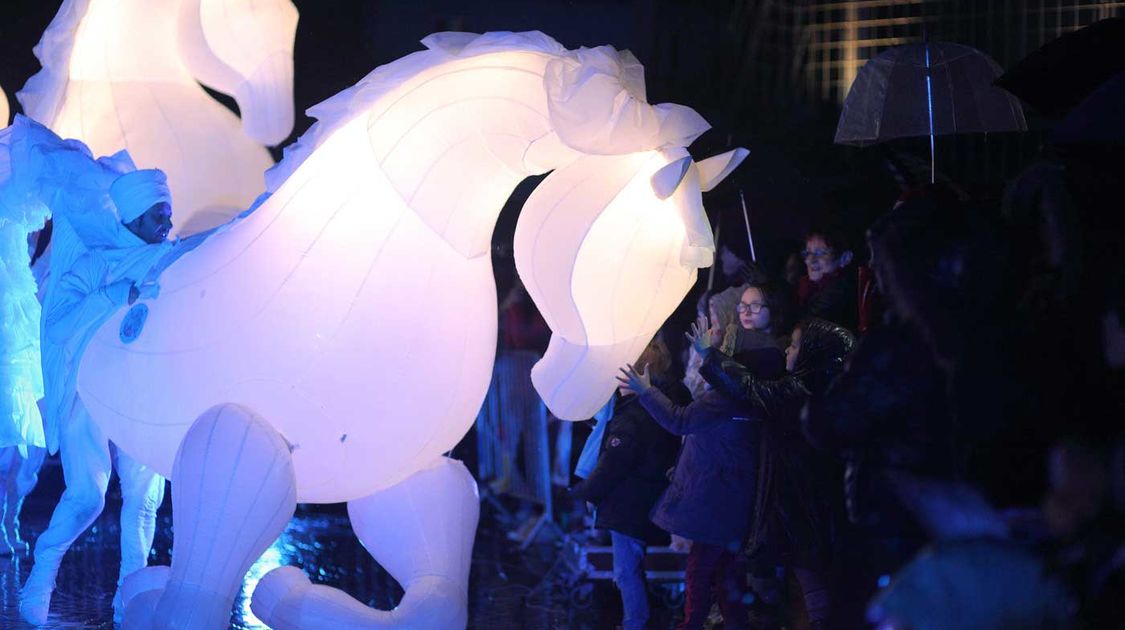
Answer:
475;350;554;546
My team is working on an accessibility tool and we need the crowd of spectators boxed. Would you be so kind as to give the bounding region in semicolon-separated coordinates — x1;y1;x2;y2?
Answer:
569;144;1125;629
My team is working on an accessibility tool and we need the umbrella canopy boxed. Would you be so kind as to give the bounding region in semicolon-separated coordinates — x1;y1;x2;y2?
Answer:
996;17;1125;119
835;42;1027;147
1052;71;1125;147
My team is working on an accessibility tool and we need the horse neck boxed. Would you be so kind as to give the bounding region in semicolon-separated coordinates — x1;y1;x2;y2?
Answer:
248;50;581;262
68;0;188;83
174;0;256;98
359;51;580;258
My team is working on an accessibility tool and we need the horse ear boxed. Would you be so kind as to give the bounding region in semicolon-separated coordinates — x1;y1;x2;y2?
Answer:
651;156;693;200
697;147;749;192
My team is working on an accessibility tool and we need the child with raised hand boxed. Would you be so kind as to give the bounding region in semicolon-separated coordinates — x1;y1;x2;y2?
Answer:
618;320;786;630
690;316;855;630
571;337;688;630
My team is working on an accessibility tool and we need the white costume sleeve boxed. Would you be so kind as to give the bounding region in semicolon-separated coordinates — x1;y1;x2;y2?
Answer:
44;251;131;346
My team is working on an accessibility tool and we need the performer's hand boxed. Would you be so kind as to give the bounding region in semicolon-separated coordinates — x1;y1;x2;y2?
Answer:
131;281;161;302
616;363;651;396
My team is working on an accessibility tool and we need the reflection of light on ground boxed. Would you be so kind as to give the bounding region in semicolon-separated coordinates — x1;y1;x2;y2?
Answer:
6;499;623;628
238;523;303;628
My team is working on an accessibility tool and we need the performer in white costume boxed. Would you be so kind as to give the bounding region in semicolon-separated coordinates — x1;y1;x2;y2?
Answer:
20;167;174;625
0;101;50;557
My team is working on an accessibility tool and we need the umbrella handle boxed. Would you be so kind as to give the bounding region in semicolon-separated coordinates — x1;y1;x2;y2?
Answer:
707;220;720;290
924;29;936;184
739;190;757;264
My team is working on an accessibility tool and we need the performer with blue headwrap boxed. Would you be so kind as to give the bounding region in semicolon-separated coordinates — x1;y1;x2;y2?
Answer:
0;117;178;625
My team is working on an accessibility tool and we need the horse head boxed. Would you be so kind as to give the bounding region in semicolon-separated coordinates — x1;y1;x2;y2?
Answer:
515;46;747;419
177;0;298;145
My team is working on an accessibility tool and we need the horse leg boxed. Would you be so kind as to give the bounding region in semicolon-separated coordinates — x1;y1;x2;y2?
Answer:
120;403;296;629
251;456;479;629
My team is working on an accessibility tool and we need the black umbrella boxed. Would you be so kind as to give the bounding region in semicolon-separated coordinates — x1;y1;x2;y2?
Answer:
835;42;1026;182
996;17;1125;119
1052;71;1125;147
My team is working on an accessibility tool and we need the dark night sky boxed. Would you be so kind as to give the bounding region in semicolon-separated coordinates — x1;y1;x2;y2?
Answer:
1;1;897;276
1;1;728;155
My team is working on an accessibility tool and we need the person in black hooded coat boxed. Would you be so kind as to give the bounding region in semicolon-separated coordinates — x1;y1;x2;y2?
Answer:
695;316;856;630
570;380;688;545
570;337;687;630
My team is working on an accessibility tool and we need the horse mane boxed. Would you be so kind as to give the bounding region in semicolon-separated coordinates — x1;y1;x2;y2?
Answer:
16;0;94;125
263;31;568;193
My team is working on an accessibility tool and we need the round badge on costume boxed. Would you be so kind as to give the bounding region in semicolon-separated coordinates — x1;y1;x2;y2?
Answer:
120;303;149;344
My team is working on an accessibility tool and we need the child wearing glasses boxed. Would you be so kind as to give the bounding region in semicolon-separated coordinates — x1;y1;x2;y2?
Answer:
723;283;790;359
618;303;787;629
698;317;856;630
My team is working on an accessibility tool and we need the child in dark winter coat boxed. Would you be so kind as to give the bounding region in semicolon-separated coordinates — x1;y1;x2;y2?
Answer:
697;316;855;630
619;341;785;630
571;338;688;630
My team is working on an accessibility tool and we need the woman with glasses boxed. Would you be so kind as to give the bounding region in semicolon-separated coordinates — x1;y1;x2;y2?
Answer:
797;228;859;333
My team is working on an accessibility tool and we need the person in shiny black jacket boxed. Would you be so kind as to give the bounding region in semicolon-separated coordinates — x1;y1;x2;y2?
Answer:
694;316;855;630
619;343;785;630
571;337;687;630
803;314;955;543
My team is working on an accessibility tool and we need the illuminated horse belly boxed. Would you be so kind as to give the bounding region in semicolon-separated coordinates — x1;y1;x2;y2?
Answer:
81;121;501;502
80;47;560;503
76;32;743;629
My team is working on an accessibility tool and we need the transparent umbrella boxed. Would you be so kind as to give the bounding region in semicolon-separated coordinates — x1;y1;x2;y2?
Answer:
834;42;1027;183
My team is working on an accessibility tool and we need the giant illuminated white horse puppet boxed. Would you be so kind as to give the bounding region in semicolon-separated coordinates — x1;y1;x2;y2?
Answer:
19;0;297;234
70;32;745;628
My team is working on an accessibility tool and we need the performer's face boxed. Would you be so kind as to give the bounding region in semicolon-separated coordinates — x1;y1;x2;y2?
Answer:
129;202;173;244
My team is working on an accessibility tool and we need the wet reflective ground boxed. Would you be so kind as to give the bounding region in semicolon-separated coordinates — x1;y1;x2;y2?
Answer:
0;459;681;628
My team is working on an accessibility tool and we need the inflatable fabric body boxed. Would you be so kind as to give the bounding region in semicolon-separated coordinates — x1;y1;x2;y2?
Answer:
76;31;744;506
18;0;297;235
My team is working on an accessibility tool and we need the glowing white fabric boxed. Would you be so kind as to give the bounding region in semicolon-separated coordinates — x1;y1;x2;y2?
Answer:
516;146;748;419
119;404;296;628
18;0;296;235
544;46;710;155
250;458;479;629
77;31;743;504
0;108;47;450
21;31;749;628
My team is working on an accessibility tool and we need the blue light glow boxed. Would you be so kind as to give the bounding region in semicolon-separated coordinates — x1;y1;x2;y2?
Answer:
924;43;936;183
